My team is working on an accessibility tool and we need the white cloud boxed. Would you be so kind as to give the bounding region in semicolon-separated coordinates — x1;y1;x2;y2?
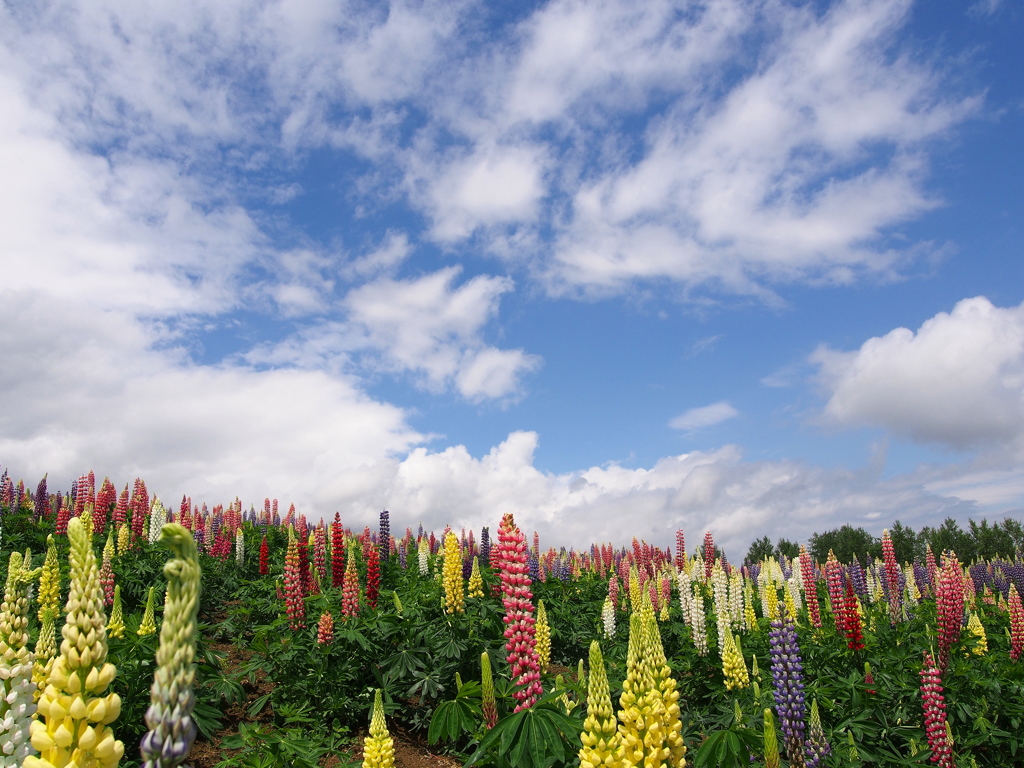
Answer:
342;267;540;399
670;402;740;431
813;297;1024;448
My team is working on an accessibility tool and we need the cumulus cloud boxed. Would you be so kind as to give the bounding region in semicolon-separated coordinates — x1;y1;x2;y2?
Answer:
670;402;740;431
813;297;1024;448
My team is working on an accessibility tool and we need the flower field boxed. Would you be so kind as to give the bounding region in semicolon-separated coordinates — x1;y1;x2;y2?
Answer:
2;470;1024;768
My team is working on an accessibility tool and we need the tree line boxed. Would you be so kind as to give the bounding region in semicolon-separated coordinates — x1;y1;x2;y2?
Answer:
744;516;1024;566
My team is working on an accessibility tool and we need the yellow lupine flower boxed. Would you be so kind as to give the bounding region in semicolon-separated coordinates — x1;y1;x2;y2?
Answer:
721;631;749;691
362;689;394;768
33;536;61;698
536;600;551;671
116;525;130;557
468;556;484;598
966;612;987;655
579;640;623;768
441;532;465;614
27;516;124;768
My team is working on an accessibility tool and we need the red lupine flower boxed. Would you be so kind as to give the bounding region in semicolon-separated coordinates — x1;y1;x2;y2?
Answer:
94;477;116;536
1009;585;1024;662
365;541;380;609
800;546;821;628
55;503;71;536
843;578;864;651
259;535;270;576
935;552;965;672
130;477;149;541
925;544;938;597
920;652;954;768
494;513;543;711
675;530;686;570
283;534;306;630
113;483;130;532
331;513;345;588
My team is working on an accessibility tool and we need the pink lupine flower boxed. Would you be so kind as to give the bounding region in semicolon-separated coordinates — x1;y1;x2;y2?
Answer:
494;513;543;711
317;611;334;645
1009;585;1024;662
283;533;306;630
935;552;965;672
920;652;954;768
800;546;821;628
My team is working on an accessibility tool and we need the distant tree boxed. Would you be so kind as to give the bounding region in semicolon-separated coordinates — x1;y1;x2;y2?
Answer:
809;525;879;565
745;536;774;564
920;518;977;563
1001;517;1024;554
969;518;1015;560
775;538;800;561
888;520;921;563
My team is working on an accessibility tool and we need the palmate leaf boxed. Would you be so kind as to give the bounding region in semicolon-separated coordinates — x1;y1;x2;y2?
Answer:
465;692;582;768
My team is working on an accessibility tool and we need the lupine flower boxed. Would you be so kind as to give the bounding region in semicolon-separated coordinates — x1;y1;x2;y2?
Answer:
843;579;864;651
881;529;902;624
417;537;429;576
331;514;345;588
703;532;715;581
601;596;616;639
721;629;749;691
578;640;623;768
769;611;807;766
100;533;115;608
616;596;686;768
107;585;125;641
935;552;965;672
864;662;875;694
763;708;780;768
148;498;166;545
235;528;245;567
316;612;334;645
259;536;269;576
1;550;42;765
140;524;201;768
480;652;498;730
378;510;390;559
965;612;987;655
468;556;484;598
824;552;846;635
494;513;543;711
138;586;158;637
361;689;394;768
365;542;381;610
689;580;709;656
1009;585;1024;661
804;698;830;768
535;600;551;672
392;591;403;615
341;545;361;619
116;525;130;557
919;652;954;768
283;533;306;630
27;516;124;768
441;532;464;614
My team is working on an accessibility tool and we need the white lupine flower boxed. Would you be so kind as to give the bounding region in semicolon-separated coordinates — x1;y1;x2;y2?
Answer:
601;596;616;638
689;581;708;656
0;551;41;766
235;528;245;566
148;498;167;544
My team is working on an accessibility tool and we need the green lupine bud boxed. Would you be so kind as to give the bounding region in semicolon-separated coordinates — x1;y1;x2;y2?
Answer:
140;523;201;768
392;590;403;615
763;708;780;768
107;585;125;640
847;731;859;760
481;651;498;730
733;699;743;725
137;587;157;636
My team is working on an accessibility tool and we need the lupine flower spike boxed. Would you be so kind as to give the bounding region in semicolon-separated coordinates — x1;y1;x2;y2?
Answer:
920;651;954;768
535;600;551;672
480;652;498;730
27;516;125;768
140;524;201;768
138;587;158;637
1009;585;1024;662
107;586;125;640
441;531;465;614
32;536;62;698
317;612;334;645
468;556;484;598
361;689;395;768
578;640;623;768
0;550;42;765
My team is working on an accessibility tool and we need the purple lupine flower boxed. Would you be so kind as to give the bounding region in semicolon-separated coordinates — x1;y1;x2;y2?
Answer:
480;526;491;566
849;559;868;599
769;610;807;767
804;699;830;768
379;509;391;558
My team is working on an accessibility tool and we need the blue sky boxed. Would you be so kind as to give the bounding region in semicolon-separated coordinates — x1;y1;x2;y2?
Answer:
1;0;1022;556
